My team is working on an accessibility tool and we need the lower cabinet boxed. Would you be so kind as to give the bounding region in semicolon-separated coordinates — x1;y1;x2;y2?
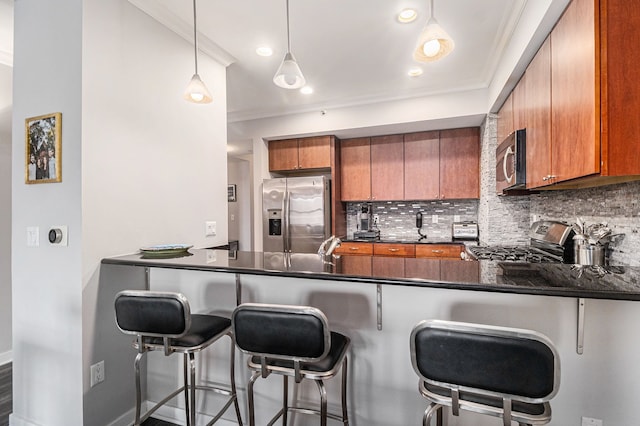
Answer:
415;244;463;259
372;256;405;278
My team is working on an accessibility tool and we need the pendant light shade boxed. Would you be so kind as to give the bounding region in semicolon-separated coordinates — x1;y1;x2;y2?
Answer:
184;0;212;103
273;0;306;89
413;0;455;63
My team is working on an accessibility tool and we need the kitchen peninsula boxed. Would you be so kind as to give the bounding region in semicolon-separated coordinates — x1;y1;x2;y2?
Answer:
102;248;640;425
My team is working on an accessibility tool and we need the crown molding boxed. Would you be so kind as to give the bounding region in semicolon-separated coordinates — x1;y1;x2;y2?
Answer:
127;0;236;67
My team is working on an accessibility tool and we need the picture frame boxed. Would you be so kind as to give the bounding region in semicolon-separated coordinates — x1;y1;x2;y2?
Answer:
228;184;237;202
25;112;62;184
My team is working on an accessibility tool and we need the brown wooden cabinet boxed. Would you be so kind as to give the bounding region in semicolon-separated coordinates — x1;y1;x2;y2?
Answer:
372;256;405;278
373;243;415;257
405;258;479;282
340;137;371;201
269;136;331;172
525;36;553;189
338;255;372;276
371;135;404;201
520;0;640;189
439;128;480;199
415;244;463;259
403;128;480;200
497;93;514;145
404;131;440;200
333;242;374;256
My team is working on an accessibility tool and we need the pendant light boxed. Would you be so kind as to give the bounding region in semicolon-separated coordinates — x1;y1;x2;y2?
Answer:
184;0;212;103
273;0;306;89
413;0;455;63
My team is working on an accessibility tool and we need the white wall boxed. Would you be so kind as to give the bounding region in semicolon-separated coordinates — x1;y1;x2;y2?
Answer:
12;1;84;425
12;0;229;425
0;61;11;363
80;0;229;424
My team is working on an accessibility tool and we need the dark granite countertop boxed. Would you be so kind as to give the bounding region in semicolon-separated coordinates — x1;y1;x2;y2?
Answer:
101;249;640;301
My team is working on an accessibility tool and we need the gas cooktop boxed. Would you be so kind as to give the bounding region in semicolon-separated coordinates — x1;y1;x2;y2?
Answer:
468;220;576;264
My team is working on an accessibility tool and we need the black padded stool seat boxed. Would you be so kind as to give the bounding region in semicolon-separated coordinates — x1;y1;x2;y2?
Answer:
114;290;242;426
410;319;560;426
232;303;351;426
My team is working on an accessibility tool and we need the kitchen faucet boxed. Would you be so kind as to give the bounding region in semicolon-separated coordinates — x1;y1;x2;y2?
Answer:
318;235;342;257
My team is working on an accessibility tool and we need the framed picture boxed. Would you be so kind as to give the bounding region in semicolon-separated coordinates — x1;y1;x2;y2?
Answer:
25;112;62;184
228;184;237;202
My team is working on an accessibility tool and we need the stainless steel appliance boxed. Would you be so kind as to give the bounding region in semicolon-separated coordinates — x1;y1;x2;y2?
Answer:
263;176;331;253
496;129;526;194
354;203;380;239
452;222;479;241
468;221;575;263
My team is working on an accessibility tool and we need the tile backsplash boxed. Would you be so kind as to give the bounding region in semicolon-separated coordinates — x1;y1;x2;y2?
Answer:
345;200;479;241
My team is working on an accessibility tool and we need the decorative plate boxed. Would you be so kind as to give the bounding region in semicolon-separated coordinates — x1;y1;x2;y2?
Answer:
140;244;193;255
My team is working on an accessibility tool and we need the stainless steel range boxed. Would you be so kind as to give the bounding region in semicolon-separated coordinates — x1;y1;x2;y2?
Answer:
468;221;575;263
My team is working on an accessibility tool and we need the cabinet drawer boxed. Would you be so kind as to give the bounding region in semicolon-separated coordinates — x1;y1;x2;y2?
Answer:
415;244;463;259
373;243;415;257
334;242;373;255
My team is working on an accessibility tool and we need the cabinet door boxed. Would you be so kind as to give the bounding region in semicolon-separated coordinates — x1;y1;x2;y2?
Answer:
415;244;462;259
340;138;371;201
269;139;299;171
525;37;553;188
338;255;372;276
513;75;527;131
404;131;440;200
372;256;405;278
298;136;331;169
373;243;415;257
440;260;480;283
404;258;440;280
497;93;514;145
334;242;373;256
551;0;599;183
371;135;404;201
439;128;480;199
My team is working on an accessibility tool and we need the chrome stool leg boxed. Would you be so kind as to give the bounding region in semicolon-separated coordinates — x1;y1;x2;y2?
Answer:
134;352;145;426
247;371;261;426
341;356;349;425
423;403;442;426
282;375;289;425
228;338;243;425
315;380;328;426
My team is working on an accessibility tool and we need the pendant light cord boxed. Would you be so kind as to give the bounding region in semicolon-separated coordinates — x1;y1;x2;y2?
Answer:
286;0;291;53
429;0;434;19
192;0;199;74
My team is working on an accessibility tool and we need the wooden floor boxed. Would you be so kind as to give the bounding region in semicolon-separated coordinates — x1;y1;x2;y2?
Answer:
0;363;11;426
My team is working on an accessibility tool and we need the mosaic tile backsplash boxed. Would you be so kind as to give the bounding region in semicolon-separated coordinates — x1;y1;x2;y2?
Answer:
345;199;479;241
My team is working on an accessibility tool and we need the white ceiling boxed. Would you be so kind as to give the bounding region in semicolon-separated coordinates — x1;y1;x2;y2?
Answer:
131;0;527;124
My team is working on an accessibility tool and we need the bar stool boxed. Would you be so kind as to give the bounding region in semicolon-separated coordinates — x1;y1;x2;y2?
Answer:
114;290;243;426
232;303;351;426
410;319;560;426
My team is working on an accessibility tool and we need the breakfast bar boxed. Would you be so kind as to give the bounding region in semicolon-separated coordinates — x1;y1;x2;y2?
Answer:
101;249;640;426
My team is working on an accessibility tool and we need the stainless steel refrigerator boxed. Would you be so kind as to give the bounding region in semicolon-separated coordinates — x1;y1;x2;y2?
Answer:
263;176;331;253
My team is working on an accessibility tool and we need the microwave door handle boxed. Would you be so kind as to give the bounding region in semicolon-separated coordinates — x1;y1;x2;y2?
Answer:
503;146;515;184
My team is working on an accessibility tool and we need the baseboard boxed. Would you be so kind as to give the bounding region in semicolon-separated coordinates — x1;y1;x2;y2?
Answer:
0;350;12;366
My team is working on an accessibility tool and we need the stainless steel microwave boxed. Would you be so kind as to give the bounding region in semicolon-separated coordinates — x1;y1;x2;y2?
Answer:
496;129;526;194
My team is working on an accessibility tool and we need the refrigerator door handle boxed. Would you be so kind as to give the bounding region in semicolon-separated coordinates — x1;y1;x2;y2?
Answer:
283;189;290;253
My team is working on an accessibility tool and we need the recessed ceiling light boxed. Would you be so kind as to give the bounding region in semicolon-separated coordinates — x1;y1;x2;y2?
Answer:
255;46;273;57
300;86;313;95
408;67;423;77
398;8;418;23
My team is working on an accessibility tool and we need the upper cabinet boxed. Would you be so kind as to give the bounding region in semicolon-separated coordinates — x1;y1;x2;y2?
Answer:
340;137;372;201
439;128;481;199
341;128;480;202
269;136;332;172
512;0;640;189
371;135;404;201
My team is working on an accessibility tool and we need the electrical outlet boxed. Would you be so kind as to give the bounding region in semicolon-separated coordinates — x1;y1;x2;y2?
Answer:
90;360;105;387
453;215;461;222
432;214;438;224
205;221;217;237
582;417;603;426
27;226;39;247
373;214;379;225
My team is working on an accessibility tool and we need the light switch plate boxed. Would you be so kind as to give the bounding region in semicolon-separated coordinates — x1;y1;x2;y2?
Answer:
27;226;39;247
432;214;438;224
205;221;216;237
